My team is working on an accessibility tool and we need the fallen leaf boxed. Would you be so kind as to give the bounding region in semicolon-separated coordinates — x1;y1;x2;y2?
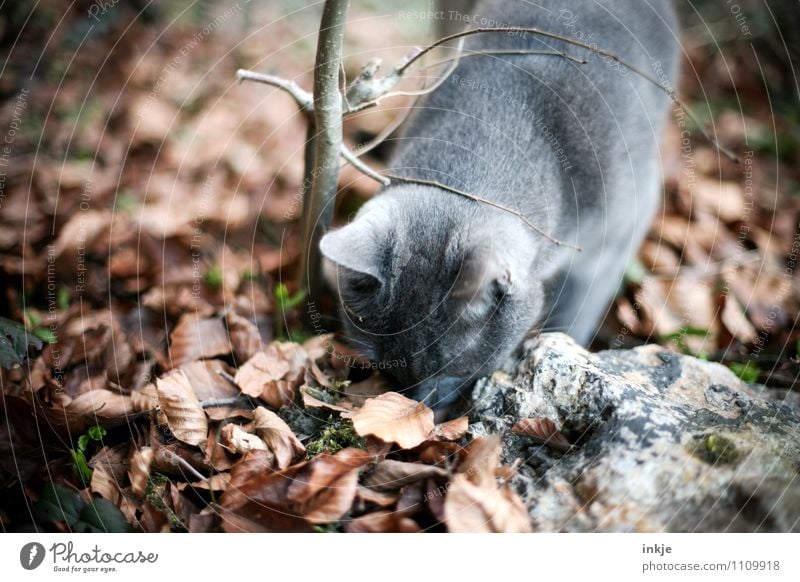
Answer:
511;418;571;452
351;392;434;449
220;448;371;531
177;359;239;402
90;463;121;505
129;447;154;498
363;459;447;492
300;385;356;415
457;436;503;488
444;473;532;533
234;343;308;408
156;370;208;447
444;435;532;532
169;315;232;367
226;311;262;361
356;486;399;508
63;390;135;424
220;423;268;455
430;416;469;441
345;511;420;533
252;406;305;469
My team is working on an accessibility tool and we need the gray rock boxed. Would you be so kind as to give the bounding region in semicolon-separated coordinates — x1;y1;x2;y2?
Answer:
470;333;800;532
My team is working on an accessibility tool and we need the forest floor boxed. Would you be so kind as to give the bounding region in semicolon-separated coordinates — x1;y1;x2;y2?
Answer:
1;1;798;532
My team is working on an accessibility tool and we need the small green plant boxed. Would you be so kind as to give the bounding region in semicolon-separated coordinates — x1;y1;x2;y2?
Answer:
728;361;760;384
275;282;306;311
32;483;129;532
113;190;139;212
204;264;223;290
57;286;71;310
274;282;307;340
24;309;57;344
70;425;107;483
0;316;43;369
660;326;709;357
241;268;259;282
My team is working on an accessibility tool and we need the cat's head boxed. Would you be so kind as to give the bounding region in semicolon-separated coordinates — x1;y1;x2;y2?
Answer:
320;185;545;409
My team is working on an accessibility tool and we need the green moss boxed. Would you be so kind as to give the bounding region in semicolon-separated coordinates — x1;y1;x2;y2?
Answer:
145;474;186;531
305;418;365;458
689;433;740;465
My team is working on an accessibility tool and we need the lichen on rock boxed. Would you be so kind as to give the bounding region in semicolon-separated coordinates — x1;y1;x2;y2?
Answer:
469;333;800;532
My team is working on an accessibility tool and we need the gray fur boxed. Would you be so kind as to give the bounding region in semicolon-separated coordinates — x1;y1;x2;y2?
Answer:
321;0;680;409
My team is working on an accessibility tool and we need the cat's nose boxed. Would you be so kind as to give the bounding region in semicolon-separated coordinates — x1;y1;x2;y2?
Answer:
415;375;469;410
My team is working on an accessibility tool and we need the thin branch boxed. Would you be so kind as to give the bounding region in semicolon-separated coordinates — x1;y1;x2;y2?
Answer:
383;172;582;251
236;67;386;185
423;48;587;69
159;449;207;482
345;38;465;114
236;69;313;112
340;144;390;184
200;396;255;409
299;0;350;304
397;26;739;163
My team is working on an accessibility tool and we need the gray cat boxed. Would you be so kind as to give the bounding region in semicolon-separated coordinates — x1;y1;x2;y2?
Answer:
321;0;680;409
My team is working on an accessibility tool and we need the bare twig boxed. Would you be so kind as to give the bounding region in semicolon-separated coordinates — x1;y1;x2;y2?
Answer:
299;0;350;304
340;144;390;184
398;26;739;163
383;172;582;251
235;69;313;112
159;449;207;482
423;48;587;69
345;38;465;114
200;396;255;409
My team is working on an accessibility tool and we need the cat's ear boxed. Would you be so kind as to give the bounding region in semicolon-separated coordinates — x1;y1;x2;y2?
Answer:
319;212;387;284
451;246;513;314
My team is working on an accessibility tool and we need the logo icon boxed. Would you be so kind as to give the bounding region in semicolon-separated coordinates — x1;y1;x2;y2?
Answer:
20;542;46;570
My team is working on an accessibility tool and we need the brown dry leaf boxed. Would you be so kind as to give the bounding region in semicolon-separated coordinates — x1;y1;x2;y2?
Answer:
252;406;305;469
220;423;268;455
90;462;121;505
169;315;232;367
286;448;372;524
416;441;464;465
444;435;532;532
219;448;371;532
351;392;434;449
234;343;308;408
155;370;208;447
131;384;159;412
343;373;389;406
444;473;532;533
177;359;238;402
53;210;112;261
63;390;135;423
177;473;231;492
356;486;399;508
719;292;758;344
205;406;254;422
226;311;262;361
129;447;154;498
300;386;356;415
430;416;469;441
363;459;447;492
345;511;421;533
457;436;503;488
511;418;571;452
